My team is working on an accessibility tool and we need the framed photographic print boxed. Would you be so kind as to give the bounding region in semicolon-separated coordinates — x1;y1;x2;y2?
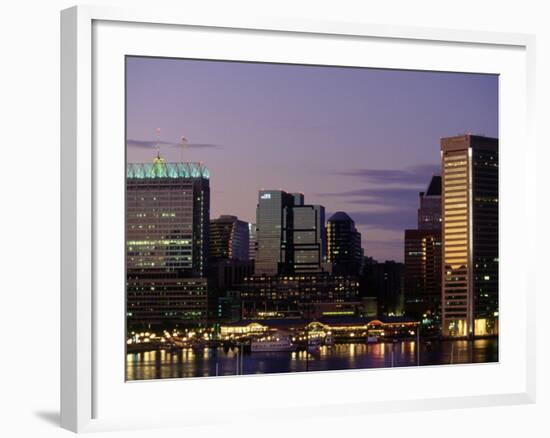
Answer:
61;5;536;433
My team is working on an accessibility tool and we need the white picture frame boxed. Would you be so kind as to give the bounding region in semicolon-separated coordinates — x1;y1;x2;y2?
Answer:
60;5;536;433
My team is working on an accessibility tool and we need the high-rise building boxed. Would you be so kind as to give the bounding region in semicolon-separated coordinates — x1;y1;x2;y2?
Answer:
291;192;305;206
207;215;252;322
404;175;442;320
291;204;326;273
248;223;257;261
247;194;357;320
404;229;442;319
255;190;326;275
441;135;498;337
255;190;295;275
326;212;363;275
418;175;442;230
209;215;250;262
362;258;404;316
126;155;210;328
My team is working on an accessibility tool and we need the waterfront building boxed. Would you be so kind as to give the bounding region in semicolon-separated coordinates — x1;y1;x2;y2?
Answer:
240;273;360;319
216;290;243;323
326;212;363;275
207;258;254;322
126;155;210;328
126;271;207;327
220;316;419;340
441;135;498;337
209;215;250;262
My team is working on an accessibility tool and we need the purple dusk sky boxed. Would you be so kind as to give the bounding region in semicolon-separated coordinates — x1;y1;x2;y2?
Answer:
126;56;498;262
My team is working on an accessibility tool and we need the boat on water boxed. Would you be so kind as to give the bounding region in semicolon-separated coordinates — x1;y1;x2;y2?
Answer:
251;336;296;352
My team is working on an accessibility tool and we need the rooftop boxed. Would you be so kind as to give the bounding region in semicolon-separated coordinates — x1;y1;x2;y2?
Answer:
440;134;498;152
328;211;353;222
127;158;210;179
425;175;442;197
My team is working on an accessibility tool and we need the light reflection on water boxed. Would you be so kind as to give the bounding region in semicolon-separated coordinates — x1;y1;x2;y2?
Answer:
126;338;498;381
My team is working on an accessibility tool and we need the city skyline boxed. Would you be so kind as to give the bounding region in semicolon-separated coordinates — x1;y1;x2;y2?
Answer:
126;57;498;262
125;58;499;378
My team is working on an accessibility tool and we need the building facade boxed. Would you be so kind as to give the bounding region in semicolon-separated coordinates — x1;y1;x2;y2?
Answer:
291;204;326;273
248;223;257;261
404;229;442;319
255;190;326;275
126;271;208;327
404;175;442;321
126;155;210;328
362;258;405;316
327;212;363;275
441;135;498;337
255;190;295;275
418;175;442;231
209;215;250;262
240;273;360;319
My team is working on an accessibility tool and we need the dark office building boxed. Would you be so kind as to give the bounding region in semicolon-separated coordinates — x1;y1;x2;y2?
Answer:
209;215;250;262
327;212;363;275
126;155;210;328
441;135;498;337
404;175;442;320
248;223;257;261
255;190;296;275
291;204;326;273
126;271;208;327
362;258;405;317
207;258;254;322
404;229;442;320
418;175;442;231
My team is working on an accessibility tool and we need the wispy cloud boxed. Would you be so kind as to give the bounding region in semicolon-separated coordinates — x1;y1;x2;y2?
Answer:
333;164;439;186
127;139;221;149
326;209;415;232
318;187;420;207
345;210;416;231
321;164;440;232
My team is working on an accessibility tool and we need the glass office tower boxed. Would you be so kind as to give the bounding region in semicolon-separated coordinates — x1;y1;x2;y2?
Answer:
441;135;498;337
292;204;326;273
255;190;295;275
255;190;327;275
126;155;210;328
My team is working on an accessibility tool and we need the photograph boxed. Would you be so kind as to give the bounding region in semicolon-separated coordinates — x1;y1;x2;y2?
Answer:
125;56;499;380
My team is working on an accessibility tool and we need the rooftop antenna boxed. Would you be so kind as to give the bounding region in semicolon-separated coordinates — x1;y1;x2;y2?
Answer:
155;127;161;159
180;136;189;162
